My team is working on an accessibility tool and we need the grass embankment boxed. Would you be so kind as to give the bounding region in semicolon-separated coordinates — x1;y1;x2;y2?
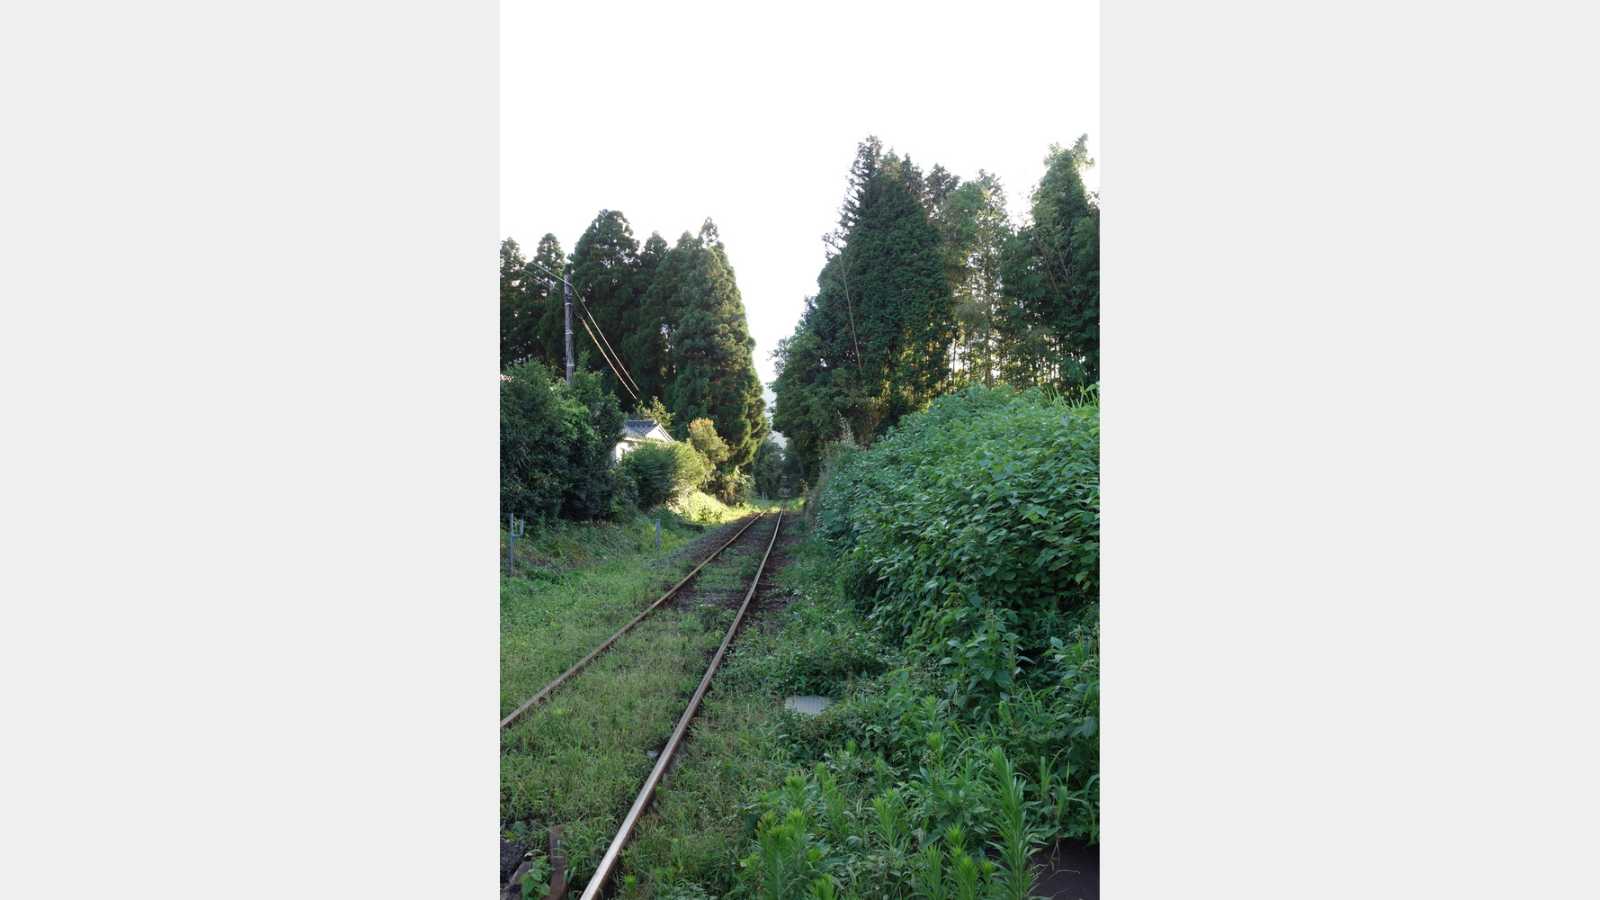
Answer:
501;503;789;892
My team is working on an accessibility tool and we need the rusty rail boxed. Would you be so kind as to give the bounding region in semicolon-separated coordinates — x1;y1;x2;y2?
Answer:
578;510;783;900
500;512;766;730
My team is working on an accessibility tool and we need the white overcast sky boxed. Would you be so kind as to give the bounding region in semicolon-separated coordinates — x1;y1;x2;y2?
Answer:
502;1;1099;395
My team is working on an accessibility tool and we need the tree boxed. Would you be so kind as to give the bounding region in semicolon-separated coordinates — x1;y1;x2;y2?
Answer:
500;360;624;523
770;304;844;482
936;173;1013;386
686;417;730;467
500;238;535;369
630;232;682;404
792;138;955;443
662;220;768;473
752;438;786;498
1000;136;1099;387
528;234;567;372
773;135;1100;477
569;210;644;401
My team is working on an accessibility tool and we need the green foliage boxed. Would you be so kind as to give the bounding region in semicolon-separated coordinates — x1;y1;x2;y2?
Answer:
1000;137;1099;388
504;211;771;473
502;235;568;373
631;396;674;434
685;417;730;466
779;139;955;455
625;233;674;401
774;136;1101;477
815;386;1098;705
500;237;534;369
707;467;752;506
607;515;1095;897
559;370;627;520
664;221;768;472
735;729;1043;898
500;360;623;523
752;438;787;498
935;174;1011;387
618;441;708;510
570;210;645;400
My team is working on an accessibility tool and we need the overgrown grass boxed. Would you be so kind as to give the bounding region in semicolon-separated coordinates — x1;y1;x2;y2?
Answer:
503;606;731;889
615;527;1091;899
609;388;1097;899
501;513;771;894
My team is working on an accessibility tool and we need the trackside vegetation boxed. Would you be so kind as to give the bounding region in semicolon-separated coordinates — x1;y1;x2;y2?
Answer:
502;132;1100;897
502;362;788;527
608;386;1099;899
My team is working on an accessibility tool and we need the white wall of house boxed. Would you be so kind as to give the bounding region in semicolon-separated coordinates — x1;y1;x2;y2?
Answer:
612;422;674;463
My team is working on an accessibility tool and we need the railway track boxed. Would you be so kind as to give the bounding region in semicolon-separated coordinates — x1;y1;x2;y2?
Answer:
500;512;765;730
501;511;786;899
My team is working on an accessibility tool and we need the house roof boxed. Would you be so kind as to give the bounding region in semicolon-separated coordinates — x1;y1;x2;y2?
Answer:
620;419;673;441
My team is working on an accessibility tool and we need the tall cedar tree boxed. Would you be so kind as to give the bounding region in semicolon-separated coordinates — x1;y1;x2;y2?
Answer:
776;136;1100;477
624;232;673;402
500;238;535;369
663;220;767;472
569;210;643;401
529;234;567;371
810;138;954;442
936;173;1013;386
1000;136;1099;386
501;236;571;372
770;300;842;482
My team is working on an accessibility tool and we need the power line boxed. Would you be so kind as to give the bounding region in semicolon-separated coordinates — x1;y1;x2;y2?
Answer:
572;295;643;397
526;260;644;400
575;313;639;402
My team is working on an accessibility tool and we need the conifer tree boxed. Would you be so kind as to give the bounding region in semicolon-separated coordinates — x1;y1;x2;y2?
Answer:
663;220;767;472
1000;136;1099;386
569;210;643;400
813;140;955;440
771;304;844;481
500;238;534;369
625;232;673;402
528;234;567;371
937;173;1013;386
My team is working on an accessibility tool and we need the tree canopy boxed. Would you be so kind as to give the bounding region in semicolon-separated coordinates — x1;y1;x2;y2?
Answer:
503;212;768;498
774;135;1100;480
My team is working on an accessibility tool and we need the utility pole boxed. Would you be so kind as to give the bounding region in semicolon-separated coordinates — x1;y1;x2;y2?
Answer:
563;270;575;384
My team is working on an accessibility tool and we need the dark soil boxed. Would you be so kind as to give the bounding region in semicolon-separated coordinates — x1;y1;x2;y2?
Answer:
1030;837;1099;899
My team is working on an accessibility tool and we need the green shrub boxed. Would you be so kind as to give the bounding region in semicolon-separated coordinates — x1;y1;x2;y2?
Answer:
671;442;713;494
794;385;1101;845
500;362;624;523
815;386;1098;701
619;441;714;510
618;443;674;509
708;467;753;506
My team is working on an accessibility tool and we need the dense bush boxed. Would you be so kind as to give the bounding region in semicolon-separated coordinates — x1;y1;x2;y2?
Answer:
500;362;624;523
814;386;1098;702
706;467;753;506
618;441;709;510
795;385;1100;848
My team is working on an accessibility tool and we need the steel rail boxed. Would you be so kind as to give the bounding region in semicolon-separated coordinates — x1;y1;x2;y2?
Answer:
578;511;784;900
500;512;766;730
